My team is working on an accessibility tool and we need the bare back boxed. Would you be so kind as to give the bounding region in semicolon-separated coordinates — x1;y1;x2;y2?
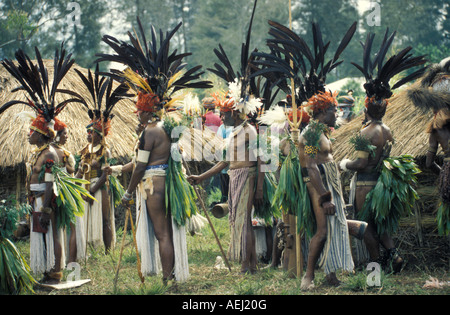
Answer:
141;123;171;166
360;121;394;172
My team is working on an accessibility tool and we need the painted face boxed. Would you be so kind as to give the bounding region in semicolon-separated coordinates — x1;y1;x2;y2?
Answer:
87;129;101;144
58;128;68;145
222;111;235;127
323;105;337;128
28;130;41;145
137;110;152;125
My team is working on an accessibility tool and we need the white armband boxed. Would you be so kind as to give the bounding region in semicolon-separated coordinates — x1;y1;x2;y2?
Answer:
44;173;55;182
67;153;76;168
137;149;151;164
339;159;352;172
110;165;123;177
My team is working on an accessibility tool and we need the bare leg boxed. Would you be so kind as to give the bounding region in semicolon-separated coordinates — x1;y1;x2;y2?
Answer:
68;222;77;263
46;211;63;284
146;177;175;281
301;187;327;290
355;186;380;260
101;189;113;254
241;176;257;274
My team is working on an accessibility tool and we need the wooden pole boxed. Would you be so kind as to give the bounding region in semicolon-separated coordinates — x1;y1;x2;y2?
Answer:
289;0;303;279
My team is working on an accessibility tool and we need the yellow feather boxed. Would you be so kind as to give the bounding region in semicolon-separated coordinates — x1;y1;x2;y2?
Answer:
167;70;184;89
122;68;153;94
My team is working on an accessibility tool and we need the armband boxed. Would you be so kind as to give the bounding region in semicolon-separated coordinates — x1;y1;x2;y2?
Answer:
44;173;55;182
304;145;319;157
356;151;369;159
137;149;151;163
40;206;53;214
122;192;133;201
67;153;76;168
427;146;438;154
110;165;123;177
339;159;352;172
318;191;332;207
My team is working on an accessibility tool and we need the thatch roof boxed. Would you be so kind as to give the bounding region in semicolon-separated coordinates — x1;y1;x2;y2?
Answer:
0;60;139;168
332;83;436;162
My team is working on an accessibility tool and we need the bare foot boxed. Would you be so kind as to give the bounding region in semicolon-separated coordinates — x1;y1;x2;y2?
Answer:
325;273;341;287
300;275;315;290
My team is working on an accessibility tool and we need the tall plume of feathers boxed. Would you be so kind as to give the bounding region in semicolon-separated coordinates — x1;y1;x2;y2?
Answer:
95;16;213;109
250;20;357;106
351;28;427;101
61;64;132;122
0;43;81;121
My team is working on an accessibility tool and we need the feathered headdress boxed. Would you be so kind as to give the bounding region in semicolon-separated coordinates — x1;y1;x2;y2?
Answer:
400;57;450;115
251;20;357;116
351;29;427;119
0;43;78;138
207;0;263;117
258;105;310;129
95;17;212;115
65;64;131;137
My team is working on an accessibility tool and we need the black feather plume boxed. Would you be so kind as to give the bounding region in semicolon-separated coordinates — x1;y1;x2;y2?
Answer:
351;29;427;100
70;65;132;122
0;43;76;122
96;16;212;102
251;20;357;106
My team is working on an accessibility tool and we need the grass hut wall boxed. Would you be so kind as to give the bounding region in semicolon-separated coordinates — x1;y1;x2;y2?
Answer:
0;60;139;203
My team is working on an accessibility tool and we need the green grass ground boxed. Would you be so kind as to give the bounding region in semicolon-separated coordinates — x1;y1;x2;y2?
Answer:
12;213;449;296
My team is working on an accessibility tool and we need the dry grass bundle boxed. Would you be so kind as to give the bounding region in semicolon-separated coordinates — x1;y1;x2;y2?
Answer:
0;60;139;168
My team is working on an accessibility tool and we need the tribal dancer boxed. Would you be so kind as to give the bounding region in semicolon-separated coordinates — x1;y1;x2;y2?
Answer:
1;45;91;283
96;17;212;282
52;118;84;263
72;66;130;254
251;20;363;288
401;57;450;236
340;29;426;271
188;0;269;274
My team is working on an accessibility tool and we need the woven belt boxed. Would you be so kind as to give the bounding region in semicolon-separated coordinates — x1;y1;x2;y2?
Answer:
356;180;378;187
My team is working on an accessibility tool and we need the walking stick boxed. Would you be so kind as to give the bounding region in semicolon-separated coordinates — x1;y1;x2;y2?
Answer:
114;204;145;290
288;0;303;279
182;159;232;272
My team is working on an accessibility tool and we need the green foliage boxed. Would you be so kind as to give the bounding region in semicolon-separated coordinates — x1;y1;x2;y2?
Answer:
0;237;36;294
349;134;376;156
272;139;315;237
0;197;31;239
436;201;450;236
206;187;222;208
302;120;329;158
163;115;199;226
254;172;280;223
109;175;125;207
358;155;421;236
343;269;391;293
52;166;95;230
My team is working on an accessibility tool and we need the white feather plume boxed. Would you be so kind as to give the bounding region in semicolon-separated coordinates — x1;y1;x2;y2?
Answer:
258;106;287;128
227;78;262;115
15;111;36;123
181;92;202;116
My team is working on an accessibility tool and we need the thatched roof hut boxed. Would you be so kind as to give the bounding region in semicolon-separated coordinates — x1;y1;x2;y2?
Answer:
0;60;139;203
0;60;139;169
332;84;436;162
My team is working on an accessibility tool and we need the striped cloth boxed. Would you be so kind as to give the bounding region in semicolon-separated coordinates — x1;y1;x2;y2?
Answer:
227;166;257;262
318;162;354;274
